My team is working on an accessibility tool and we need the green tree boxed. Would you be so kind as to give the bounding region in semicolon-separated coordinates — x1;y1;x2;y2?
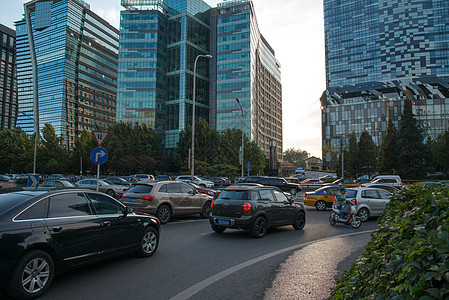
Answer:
283;148;309;167
378;119;400;174
70;129;97;175
432;130;449;175
0;128;34;173
398;100;426;179
346;132;359;179
40;123;69;174
323;141;339;171
358;131;377;178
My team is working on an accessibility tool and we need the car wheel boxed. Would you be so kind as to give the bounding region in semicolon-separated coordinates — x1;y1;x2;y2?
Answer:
136;227;159;257
292;211;306;230
200;184;206;188
315;200;327;211
156;205;171;224
289;188;297;195
251;216;267;238
106;189;115;197
358;208;370;222
200;201;211;218
212;225;226;233
7;250;54;299
350;217;362;228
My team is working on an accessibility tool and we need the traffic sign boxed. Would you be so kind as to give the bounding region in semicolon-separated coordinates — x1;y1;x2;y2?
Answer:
90;147;108;165
92;131;109;147
28;175;39;187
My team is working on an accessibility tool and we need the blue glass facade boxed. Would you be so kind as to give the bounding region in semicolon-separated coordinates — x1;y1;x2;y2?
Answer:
16;0;118;147
0;25;17;130
322;0;449;166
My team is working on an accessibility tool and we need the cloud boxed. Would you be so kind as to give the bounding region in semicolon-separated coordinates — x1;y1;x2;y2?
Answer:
95;7;121;29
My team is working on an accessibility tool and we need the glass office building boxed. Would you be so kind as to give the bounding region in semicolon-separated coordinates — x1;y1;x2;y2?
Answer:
0;24;17;130
15;0;118;148
117;0;283;159
118;0;211;149
321;0;449;165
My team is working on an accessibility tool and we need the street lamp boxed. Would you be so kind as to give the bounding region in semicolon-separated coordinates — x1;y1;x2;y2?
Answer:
19;111;38;174
191;54;212;181
236;98;244;179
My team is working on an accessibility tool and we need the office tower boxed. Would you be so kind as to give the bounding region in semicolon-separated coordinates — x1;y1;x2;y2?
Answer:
117;0;282;161
15;0;119;148
321;0;449;165
118;0;212;150
210;0;282;162
0;24;17;130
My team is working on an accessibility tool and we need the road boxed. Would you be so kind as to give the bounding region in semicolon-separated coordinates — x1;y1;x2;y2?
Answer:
2;200;377;300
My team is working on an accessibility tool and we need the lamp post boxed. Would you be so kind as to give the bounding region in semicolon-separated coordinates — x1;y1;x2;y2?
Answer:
236;98;244;179
191;54;212;181
19;112;38;174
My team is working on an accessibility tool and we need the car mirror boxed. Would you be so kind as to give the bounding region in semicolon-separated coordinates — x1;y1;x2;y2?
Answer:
122;206;133;216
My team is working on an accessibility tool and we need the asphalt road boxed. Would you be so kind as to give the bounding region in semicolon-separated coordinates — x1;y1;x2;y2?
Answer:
2;200;378;300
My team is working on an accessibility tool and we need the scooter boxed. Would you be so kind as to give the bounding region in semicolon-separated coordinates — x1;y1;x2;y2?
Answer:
329;200;361;228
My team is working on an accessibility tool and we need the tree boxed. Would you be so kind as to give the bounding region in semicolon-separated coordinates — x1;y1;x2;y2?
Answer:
432;130;449;175
70;129;96;175
323;141;339;171
358;131;377;178
378;119;400;174
40;123;69;174
283;148;309;167
398;100;426;179
346;132;359;179
0;128;34;173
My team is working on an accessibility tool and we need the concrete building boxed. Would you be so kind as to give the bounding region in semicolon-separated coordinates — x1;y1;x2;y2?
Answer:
321;0;449;167
0;24;17;130
15;0;119;148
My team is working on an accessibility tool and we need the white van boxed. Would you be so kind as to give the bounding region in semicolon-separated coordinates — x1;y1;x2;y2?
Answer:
368;175;402;187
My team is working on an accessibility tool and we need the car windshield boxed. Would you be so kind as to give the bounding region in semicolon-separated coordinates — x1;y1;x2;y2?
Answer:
187;182;201;189
0;193;35;216
218;190;249;200
127;184;153;194
345;190;358;198
63;181;76;187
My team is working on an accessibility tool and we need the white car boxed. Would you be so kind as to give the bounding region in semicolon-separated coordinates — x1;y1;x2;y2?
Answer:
175;175;214;188
366;175;402;187
345;187;392;222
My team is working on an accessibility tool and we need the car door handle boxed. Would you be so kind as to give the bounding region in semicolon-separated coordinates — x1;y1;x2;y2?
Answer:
102;221;111;227
52;226;62;232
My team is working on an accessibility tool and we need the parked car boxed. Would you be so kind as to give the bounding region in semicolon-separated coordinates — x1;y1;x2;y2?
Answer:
120;181;213;224
0;189;160;299
42;180;76;188
0;175;14;182
361;184;401;194
245;176;265;183
300;179;324;188
132;174;155;181
175;175;214;188
209;177;230;187
121;176;140;183
47;174;67;180
106;176;132;186
323;178;359;187
286;177;302;184
186;182;219;198
155;175;172;181
209;186;306;238
75;179;129;198
304;186;343;210
417;181;441;186
368;175;402;187
345;187;392;221
258;177;301;195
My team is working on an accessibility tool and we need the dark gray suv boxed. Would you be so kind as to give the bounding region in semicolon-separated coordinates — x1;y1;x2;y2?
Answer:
209;186;306;238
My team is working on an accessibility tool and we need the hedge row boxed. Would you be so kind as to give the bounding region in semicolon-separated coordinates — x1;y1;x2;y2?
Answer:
332;185;449;299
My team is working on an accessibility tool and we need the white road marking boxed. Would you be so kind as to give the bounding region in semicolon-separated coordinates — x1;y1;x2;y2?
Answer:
170;230;374;300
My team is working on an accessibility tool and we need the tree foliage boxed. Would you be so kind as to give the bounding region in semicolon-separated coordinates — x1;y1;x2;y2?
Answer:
346;132;359;178
283;148;309;167
358;130;377;178
378;119;400;174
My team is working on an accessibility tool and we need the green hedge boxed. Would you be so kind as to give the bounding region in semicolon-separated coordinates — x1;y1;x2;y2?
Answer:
332;185;449;299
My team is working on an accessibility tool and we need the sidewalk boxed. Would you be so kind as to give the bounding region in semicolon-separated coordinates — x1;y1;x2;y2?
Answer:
264;232;372;299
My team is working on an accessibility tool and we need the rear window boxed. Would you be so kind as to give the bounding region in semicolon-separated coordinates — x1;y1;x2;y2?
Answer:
0;193;34;216
345;190;358;198
127;184;153;194
217;190;249;200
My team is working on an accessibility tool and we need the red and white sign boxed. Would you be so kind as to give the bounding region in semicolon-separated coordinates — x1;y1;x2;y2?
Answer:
92;130;109;147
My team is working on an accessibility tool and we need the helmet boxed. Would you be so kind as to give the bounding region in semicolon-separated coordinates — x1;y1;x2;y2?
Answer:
340;188;346;192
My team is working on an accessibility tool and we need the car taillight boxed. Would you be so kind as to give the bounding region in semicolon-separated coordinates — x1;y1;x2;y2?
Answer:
210;201;214;211
243;203;251;215
121;194;125;198
305;194;309;199
350;198;356;205
140;196;154;201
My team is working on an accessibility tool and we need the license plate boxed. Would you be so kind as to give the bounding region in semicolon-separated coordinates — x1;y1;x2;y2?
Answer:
127;198;137;203
217;219;230;225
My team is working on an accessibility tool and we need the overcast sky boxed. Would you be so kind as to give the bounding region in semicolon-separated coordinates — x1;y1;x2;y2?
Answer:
1;0;325;158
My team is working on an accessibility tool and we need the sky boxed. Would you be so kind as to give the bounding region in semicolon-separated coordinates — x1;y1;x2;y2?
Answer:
1;0;326;158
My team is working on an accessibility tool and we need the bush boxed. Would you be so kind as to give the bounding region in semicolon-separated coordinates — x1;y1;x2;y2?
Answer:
332;185;449;299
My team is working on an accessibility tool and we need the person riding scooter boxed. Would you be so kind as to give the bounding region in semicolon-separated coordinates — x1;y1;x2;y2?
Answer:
334;188;350;221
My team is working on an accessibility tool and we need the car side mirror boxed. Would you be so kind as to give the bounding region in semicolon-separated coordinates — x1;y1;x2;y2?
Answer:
122;206;133;217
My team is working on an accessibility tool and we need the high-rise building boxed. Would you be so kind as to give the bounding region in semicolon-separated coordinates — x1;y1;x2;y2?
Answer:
117;0;282;161
321;0;449;166
15;0;119;148
0;24;17;130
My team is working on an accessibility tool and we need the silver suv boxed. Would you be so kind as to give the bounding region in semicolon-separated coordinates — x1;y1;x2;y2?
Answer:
175;175;214;188
345;187;392;222
120;181;213;224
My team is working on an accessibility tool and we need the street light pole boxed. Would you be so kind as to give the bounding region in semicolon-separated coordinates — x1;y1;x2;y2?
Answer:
19;112;38;174
236;98;244;179
191;54;212;181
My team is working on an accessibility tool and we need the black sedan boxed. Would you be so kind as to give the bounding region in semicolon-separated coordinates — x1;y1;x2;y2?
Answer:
0;189;160;299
